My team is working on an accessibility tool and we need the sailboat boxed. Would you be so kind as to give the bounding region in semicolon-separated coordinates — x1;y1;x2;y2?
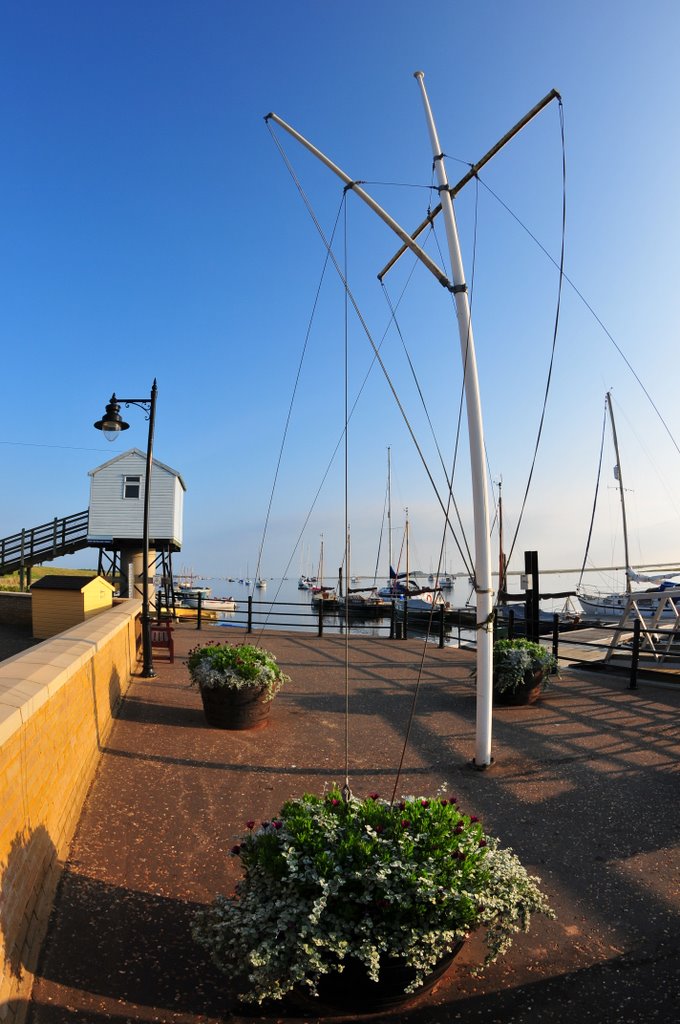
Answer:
378;511;448;614
577;392;680;622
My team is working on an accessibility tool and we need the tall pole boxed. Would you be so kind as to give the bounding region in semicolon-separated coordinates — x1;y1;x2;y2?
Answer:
414;71;494;768
606;392;632;593
141;380;157;677
387;446;392;577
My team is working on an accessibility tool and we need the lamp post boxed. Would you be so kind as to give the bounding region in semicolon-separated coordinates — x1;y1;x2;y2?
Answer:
94;379;158;678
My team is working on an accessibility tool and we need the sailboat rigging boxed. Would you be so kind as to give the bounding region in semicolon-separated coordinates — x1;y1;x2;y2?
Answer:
578;391;680;621
267;74;561;769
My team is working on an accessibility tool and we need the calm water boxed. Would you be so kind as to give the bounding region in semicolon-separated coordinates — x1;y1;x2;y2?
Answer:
186;575;475;646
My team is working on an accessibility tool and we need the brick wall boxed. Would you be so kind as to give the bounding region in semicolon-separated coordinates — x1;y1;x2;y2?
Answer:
0;600;140;1023
0;594;31;629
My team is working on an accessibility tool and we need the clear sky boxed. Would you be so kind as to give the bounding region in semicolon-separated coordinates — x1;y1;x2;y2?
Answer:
1;1;679;592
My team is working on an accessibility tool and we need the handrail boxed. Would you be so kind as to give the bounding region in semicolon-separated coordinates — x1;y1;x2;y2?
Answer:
0;510;90;575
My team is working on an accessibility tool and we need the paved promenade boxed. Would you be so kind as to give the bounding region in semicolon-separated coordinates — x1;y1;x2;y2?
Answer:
24;622;680;1023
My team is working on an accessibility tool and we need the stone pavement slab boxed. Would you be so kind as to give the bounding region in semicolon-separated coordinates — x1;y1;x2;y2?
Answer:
25;623;680;1023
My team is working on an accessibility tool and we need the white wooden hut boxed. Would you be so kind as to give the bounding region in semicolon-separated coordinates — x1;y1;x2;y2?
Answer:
87;448;186;548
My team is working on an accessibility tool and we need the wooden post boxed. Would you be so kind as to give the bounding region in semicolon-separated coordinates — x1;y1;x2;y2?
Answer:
552;613;559;669
438;604;445;648
247;595;253;634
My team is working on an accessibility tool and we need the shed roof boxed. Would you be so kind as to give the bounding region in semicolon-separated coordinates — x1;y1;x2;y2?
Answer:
30;575;115;593
88;448;186;490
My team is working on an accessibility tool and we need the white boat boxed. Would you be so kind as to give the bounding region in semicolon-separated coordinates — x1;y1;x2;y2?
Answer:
256;578;267;588
378;514;448;613
175;583;211;602
177;593;237;613
577;393;680;622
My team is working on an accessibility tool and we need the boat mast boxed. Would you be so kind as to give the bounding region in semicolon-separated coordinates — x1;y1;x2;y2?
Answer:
414;71;493;768
387;446;392;579
498;479;506;602
606;392;632;593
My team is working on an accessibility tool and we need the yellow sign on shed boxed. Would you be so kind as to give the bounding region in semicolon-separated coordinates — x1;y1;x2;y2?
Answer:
31;575;115;639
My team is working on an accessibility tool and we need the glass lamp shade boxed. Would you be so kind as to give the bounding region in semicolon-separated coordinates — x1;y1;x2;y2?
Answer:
94;396;130;441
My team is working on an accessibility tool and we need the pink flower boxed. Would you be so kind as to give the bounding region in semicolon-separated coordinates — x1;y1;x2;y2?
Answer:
245;820;256;830
368;792;380;800
421;799;430;808
401;819;410;828
470;816;479;823
273;820;283;830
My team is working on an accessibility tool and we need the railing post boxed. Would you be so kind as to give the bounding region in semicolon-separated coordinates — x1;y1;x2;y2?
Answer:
196;592;203;630
438;604;445;648
247;595;253;633
629;618;641;690
552;613;559;671
403;598;408;640
318;600;324;637
389;601;396;639
508;608;515;640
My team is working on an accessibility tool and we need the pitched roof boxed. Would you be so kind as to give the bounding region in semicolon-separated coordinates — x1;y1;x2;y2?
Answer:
30;575;115;592
88;448;186;490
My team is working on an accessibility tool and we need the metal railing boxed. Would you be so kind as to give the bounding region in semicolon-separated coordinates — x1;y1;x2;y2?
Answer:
0;510;90;576
165;596;468;647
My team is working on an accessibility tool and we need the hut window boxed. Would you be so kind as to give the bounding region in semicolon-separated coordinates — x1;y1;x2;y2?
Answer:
123;475;141;499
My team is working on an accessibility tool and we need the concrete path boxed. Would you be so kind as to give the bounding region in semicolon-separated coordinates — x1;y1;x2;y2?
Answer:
27;623;680;1022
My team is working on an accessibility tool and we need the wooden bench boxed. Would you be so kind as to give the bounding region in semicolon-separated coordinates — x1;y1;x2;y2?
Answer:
150;619;174;663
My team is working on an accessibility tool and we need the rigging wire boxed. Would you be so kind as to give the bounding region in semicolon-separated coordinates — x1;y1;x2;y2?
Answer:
266;121;477;569
343;196;351;792
250;196;346;638
390;172;483;804
380;275;473;575
578;398;608;590
504;99;567;572
477;175;680;461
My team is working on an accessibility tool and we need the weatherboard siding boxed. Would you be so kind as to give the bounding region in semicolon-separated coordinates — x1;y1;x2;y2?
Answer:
88;450;184;546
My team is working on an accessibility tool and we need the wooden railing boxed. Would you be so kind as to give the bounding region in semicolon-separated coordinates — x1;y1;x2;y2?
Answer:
0;510;90;575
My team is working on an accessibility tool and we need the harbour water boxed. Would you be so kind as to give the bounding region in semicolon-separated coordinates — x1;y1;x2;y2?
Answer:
178;575;478;646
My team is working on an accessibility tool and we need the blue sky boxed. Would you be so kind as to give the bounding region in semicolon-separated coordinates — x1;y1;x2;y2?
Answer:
1;1;679;592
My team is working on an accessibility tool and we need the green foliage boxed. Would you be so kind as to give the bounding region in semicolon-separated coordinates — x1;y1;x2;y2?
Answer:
192;788;554;1004
186;642;289;699
492;638;557;694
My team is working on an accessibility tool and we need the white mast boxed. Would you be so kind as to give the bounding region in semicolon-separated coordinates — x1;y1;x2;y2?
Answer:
606;392;632;592
413;72;494;768
387;446;392;580
267;76;499;767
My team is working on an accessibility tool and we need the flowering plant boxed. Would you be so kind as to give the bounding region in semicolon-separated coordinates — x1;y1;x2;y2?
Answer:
186;642;289;700
492;638;557;695
192;788;553;1004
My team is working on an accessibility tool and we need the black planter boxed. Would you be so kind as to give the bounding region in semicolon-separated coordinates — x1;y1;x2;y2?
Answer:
493;668;545;706
199;683;271;730
287;942;465;1014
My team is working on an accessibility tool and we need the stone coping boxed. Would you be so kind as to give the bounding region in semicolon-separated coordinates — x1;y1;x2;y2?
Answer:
0;599;141;746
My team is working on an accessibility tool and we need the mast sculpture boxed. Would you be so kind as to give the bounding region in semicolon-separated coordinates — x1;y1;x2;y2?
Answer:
266;77;559;769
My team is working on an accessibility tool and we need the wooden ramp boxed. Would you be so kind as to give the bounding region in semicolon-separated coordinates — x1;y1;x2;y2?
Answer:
556;626;634;665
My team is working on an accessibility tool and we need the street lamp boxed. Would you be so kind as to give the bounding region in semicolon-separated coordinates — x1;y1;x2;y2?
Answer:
94;378;158;678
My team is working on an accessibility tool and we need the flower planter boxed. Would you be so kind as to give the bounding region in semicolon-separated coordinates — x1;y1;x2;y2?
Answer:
199;683;271;730
290;942;465;1014
192;790;554;1008
493;669;545;706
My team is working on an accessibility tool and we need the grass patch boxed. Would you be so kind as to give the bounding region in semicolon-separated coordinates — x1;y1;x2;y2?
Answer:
0;566;97;592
